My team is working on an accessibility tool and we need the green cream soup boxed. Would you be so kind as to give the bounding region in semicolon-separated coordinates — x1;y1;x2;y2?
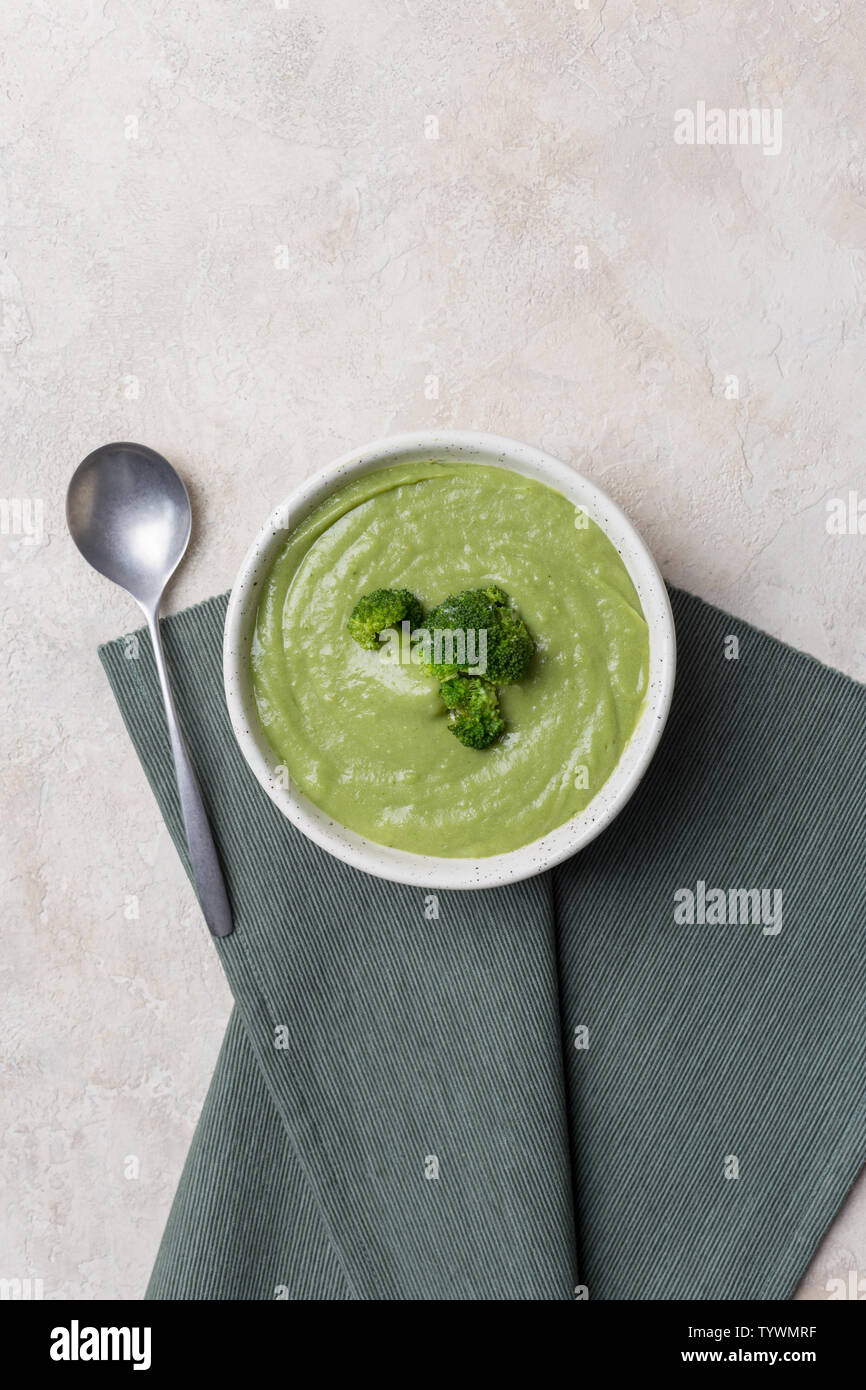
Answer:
250;462;649;857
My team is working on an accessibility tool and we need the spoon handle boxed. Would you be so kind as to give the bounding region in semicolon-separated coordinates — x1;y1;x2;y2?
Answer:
144;608;234;938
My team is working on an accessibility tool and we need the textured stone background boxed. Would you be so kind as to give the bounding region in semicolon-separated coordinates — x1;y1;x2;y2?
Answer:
2;0;864;1300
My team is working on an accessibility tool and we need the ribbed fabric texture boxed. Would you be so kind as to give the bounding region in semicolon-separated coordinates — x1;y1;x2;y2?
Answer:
99;587;866;1301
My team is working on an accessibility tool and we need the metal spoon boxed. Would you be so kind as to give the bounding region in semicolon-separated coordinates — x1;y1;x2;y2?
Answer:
67;442;233;938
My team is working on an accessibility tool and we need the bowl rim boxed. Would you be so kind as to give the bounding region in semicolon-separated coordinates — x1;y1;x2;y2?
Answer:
223;429;676;890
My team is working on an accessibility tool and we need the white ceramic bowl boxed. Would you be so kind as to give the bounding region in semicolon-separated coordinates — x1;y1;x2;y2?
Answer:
224;431;675;890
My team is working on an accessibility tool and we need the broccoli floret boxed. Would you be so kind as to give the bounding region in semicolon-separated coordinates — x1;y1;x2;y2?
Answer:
348;588;424;650
438;676;505;749
417;585;534;683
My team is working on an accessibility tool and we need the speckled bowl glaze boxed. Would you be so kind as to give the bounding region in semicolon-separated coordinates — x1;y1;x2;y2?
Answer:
224;431;676;890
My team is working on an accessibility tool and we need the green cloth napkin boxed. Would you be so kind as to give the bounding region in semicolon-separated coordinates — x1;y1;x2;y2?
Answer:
99;588;866;1301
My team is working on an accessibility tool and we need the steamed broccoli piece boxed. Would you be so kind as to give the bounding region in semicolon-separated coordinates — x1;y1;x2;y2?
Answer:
348;588;424;650
418;585;534;683
439;676;505;750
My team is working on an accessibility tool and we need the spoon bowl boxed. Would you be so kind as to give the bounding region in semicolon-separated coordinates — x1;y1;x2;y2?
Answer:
67;442;191;607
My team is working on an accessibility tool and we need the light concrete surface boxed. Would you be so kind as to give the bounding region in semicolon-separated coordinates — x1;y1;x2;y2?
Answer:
1;0;864;1301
